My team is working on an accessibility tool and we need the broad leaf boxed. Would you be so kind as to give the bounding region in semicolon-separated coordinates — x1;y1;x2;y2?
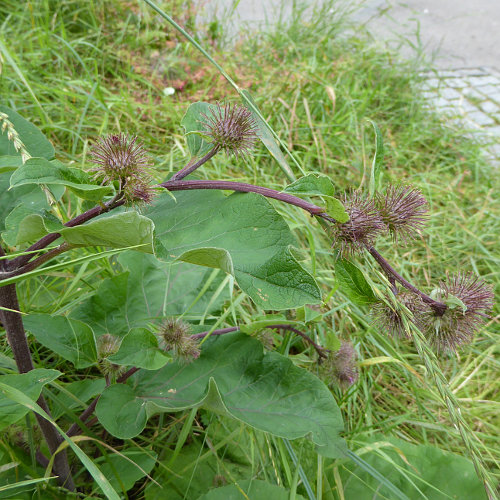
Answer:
95;450;157;495
2;204;62;247
71;252;227;337
334;258;376;305
10;157;112;201
198;480;305;500
241;90;295;180
181;102;217;157
109;328;171;370
338;436;486;499
146;190;321;309
283;173;335;197
0;369;60;430
23;314;98;369
283;174;348;222
95;332;345;459
52;379;106;419
60;211;154;252
0;156;23;173
0;170;64;235
0;106;55;160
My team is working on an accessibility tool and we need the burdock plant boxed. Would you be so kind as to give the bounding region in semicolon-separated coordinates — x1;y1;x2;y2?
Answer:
0;95;495;498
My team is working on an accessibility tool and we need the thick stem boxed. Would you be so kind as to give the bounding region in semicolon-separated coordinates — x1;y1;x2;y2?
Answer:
191;324;329;358
7;198;125;270
170;147;219;181
0;243;73;280
0;284;74;490
161;179;328;217
367;246;447;315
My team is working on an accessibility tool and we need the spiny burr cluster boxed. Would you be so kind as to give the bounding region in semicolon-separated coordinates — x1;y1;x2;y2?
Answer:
331;185;428;257
158;318;200;363
201;102;258;158
89;133;155;204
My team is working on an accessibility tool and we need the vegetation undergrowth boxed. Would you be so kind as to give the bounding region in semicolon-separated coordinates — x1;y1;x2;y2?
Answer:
0;0;498;498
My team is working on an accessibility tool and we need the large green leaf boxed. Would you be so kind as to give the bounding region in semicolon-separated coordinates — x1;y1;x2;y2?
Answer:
2;203;62;247
0;170;64;235
338;436;486;499
146;191;321;310
108;328;171;370
334;258;376;305
9;157;112;201
198;480;305;500
94;450;157;495
95;332;345;459
0;369;61;430
181;102;217;157
70;252;226;337
23;314;97;369
0;106;54;160
60;211;154;252
51;378;106;419
283;173;349;223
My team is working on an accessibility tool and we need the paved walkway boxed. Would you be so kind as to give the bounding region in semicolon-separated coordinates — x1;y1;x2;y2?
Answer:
198;0;500;162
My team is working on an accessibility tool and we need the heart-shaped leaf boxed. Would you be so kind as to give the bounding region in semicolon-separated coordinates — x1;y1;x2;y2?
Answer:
109;328;171;370
146;190;321;310
71;252;227;337
23;314;98;369
0;369;61;430
60;211;154;252
96;332;345;459
10;157;112;201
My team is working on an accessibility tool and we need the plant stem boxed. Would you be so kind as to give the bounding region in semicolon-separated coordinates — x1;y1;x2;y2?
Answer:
161;179;328;217
69;324;327;438
170;147;219;181
0;243;73;280
6;197;125;271
0;283;74;490
191;324;329;358
367;246;447;315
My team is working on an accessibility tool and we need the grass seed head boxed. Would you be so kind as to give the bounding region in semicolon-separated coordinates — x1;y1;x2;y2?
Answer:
372;292;428;338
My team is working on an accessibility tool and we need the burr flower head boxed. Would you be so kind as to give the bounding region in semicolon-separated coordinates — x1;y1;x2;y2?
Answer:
89;133;151;182
424;272;494;352
331;191;385;256
158;318;200;363
377;185;428;243
97;334;121;358
89;133;155;204
372;292;428;338
201;103;258;158
96;334;126;377
325;341;358;388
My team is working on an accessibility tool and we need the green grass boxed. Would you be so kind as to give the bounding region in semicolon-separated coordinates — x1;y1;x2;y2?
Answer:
0;0;498;498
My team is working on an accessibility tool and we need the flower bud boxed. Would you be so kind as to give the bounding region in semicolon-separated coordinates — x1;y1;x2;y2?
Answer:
331;191;385;256
201;103;258;158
